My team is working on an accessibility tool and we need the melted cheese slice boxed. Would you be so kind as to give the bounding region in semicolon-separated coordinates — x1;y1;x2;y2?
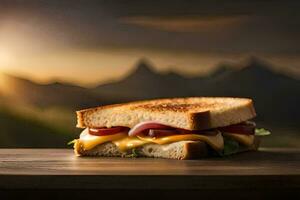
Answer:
138;132;224;151
77;128;224;152
113;137;150;152
78;129;127;150
223;132;255;146
79;130;224;152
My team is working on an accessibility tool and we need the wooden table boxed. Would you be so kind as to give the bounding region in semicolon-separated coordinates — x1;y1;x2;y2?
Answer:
0;148;299;199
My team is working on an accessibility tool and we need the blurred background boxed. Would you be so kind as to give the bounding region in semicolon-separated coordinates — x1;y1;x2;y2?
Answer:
0;0;299;148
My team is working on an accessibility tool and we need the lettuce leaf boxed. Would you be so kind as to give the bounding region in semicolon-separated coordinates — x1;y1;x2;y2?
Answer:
124;148;139;158
222;138;240;156
67;139;77;145
214;137;239;157
255;128;271;136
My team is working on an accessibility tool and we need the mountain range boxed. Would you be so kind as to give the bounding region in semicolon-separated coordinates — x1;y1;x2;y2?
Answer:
1;57;300;128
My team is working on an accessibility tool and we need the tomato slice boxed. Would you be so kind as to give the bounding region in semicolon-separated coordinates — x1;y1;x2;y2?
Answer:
218;122;255;135
89;127;129;136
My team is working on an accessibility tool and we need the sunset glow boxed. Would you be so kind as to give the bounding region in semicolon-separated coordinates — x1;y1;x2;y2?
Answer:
0;48;13;69
0;1;298;86
0;47;236;86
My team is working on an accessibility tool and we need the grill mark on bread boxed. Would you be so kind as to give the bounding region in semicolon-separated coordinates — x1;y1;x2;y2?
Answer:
131;103;218;112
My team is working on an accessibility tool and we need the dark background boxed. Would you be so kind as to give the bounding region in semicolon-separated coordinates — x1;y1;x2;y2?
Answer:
0;0;299;148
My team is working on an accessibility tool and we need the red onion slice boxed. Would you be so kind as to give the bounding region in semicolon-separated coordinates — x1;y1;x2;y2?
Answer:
89;126;129;136
128;121;174;136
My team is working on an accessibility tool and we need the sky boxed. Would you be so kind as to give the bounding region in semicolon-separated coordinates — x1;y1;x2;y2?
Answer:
0;0;299;86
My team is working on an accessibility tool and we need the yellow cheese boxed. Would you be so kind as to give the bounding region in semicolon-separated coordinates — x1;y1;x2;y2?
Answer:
138;132;224;151
79;132;127;150
77;129;224;152
223;133;254;147
113;137;150;152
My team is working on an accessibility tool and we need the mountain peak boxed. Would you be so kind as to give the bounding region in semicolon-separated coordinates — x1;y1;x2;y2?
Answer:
121;58;159;83
210;64;235;77
247;56;265;64
243;56;272;71
133;58;155;74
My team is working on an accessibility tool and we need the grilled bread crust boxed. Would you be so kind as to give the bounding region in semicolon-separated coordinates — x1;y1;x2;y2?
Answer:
77;97;256;130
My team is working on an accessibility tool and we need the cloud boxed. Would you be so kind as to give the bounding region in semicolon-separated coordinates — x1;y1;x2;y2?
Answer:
120;15;251;33
1;0;299;55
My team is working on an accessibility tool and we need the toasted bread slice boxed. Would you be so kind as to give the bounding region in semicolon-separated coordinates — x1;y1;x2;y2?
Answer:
74;140;209;160
77;97;256;130
74;137;260;160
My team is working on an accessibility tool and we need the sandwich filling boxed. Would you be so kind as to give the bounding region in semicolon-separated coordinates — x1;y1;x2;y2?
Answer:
73;121;263;155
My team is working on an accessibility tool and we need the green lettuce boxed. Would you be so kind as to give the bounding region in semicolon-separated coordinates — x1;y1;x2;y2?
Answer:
221;137;240;156
255;128;271;136
124;148;139;158
67;139;77;145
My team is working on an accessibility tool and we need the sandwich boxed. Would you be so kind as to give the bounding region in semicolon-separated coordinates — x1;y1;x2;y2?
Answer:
70;97;270;159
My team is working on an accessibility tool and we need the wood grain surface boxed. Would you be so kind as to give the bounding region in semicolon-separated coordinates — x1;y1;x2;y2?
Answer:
0;148;299;190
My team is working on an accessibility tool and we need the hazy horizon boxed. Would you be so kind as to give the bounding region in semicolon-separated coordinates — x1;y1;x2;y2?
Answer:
1;55;299;88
